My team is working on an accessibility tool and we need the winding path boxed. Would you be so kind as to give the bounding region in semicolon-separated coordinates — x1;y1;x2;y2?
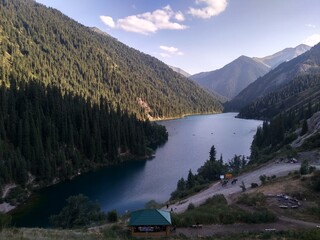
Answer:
167;162;315;213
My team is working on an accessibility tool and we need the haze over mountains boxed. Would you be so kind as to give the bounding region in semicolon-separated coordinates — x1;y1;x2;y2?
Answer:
253;44;311;69
226;42;320;119
190;44;311;100
169;66;191;78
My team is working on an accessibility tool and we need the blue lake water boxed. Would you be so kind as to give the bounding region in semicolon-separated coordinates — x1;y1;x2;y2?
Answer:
12;113;262;227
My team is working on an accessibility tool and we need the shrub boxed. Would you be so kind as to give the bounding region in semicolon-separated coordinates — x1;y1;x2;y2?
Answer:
107;210;118;223
4;186;29;206
187;203;195;211
251;183;259;188
50;194;106;228
0;212;11;231
300;160;309;175
259;175;267;184
237;193;266;207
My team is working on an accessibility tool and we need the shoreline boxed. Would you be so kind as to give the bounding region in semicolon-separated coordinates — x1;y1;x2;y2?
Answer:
0;202;15;213
0;184;17;213
150;111;222;122
0;152;156;215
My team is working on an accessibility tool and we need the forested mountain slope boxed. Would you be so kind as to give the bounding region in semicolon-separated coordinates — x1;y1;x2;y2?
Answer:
0;79;168;189
190;56;269;99
238;74;320;119
0;0;222;120
190;45;310;100
225;43;320;113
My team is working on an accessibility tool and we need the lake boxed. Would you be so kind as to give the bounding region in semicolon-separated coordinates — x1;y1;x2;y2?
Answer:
12;113;262;227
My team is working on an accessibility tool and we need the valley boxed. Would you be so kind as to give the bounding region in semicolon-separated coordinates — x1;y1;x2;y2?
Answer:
0;0;320;239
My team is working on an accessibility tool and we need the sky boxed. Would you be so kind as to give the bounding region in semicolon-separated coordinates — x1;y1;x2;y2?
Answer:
35;0;320;75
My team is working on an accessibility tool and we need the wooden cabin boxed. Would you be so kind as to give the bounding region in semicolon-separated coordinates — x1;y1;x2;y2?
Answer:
128;209;172;237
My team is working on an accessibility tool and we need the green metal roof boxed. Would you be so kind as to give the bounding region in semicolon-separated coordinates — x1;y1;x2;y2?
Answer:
129;209;172;226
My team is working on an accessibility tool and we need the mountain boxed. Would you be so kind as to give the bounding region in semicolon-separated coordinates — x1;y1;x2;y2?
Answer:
253;44;311;69
190;56;269;99
0;0;223;202
0;0;222;120
190;45;310;100
225;43;320;117
238;74;320;119
169;66;191;78
89;27;112;37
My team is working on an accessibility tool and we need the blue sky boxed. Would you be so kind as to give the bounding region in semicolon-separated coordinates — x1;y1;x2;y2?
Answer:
35;0;320;74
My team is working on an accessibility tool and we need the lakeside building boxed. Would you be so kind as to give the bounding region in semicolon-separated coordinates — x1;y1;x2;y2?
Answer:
128;209;172;237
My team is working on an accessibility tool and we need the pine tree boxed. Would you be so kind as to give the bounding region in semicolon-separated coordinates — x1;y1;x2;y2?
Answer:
209;145;216;162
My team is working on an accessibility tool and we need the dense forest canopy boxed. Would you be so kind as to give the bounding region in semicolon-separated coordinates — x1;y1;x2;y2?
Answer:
238;75;320;120
0;0;222;120
225;42;320;114
250;100;320;165
0;79;168;189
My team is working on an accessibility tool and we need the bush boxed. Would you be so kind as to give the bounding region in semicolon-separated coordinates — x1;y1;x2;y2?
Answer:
107;210;118;223
0;212;11;231
237;193;266;207
173;194;276;227
50;194;106;228
259;175;267;184
251;183;259;188
300;160;309;175
187;203;195;211
4;186;29;206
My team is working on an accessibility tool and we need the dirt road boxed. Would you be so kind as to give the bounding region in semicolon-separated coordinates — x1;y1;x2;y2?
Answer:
175;218;319;238
168;162;315;213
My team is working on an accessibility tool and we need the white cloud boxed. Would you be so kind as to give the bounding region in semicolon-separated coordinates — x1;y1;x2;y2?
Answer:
175;11;185;21
159;45;184;57
100;16;115;28
160;46;179;53
100;5;187;35
304;34;320;46
188;0;228;19
306;24;316;28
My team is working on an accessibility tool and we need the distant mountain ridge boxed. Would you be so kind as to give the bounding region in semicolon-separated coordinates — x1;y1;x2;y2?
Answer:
190;44;311;100
190;56;270;99
226;42;320;118
253;44;311;69
169;66;191;77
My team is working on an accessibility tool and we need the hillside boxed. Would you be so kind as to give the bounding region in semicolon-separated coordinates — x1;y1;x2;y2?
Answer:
0;0;222;120
225;43;320;113
169;65;191;78
191;45;310;100
190;56;269;99
238;74;320;119
0;80;169;198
